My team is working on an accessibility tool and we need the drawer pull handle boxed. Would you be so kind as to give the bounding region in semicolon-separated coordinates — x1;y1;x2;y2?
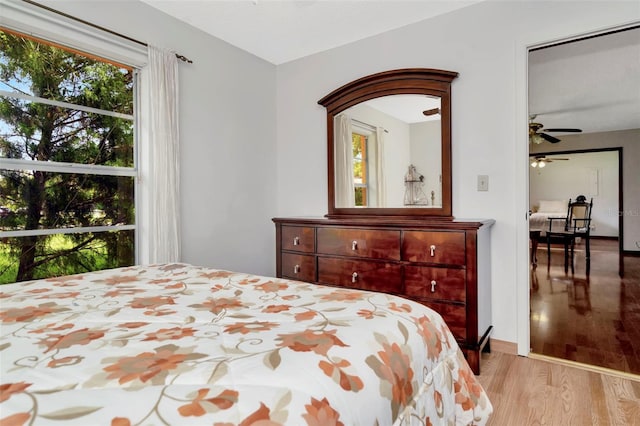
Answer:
293;236;300;246
430;280;437;292
352;272;358;283
352;240;358;251
430;245;436;257
294;264;300;274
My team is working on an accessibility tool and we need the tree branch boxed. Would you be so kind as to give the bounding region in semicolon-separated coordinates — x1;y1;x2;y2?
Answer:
29;234;99;270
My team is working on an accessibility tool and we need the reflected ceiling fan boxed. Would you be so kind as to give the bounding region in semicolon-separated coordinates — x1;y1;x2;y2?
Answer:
529;114;582;144
530;155;569;168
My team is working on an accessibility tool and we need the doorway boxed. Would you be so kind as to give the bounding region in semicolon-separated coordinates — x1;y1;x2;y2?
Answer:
526;27;640;375
527;148;640;374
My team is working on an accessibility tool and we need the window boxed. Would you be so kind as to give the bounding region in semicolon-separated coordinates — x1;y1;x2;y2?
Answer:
0;29;137;283
352;132;368;206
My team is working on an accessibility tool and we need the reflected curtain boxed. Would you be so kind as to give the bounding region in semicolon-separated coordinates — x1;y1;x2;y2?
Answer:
335;114;355;207
375;126;386;206
146;46;181;262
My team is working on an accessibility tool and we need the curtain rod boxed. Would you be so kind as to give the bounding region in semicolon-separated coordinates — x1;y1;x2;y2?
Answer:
21;0;193;64
352;118;389;134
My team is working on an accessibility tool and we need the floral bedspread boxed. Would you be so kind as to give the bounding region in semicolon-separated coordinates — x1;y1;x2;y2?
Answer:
0;263;492;425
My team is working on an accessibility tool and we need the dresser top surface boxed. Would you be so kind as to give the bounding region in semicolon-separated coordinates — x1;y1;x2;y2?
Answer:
273;216;495;230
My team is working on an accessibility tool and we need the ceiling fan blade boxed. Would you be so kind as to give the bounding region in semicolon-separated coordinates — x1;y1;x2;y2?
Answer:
423;108;440;116
539;132;561;143
543;128;582;133
531;156;569;161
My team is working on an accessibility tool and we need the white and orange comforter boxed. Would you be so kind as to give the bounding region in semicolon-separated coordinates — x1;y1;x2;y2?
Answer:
1;263;492;425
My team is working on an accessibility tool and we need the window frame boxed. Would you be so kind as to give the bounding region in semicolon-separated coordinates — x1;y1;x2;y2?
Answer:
352;130;370;207
0;3;149;273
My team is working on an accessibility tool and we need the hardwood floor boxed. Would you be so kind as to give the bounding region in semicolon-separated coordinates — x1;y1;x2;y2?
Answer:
477;351;640;425
530;238;640;375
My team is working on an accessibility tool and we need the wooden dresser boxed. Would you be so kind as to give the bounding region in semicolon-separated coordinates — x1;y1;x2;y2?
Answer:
273;217;494;374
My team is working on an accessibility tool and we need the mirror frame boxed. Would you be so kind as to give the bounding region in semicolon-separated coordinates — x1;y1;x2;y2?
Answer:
318;68;458;219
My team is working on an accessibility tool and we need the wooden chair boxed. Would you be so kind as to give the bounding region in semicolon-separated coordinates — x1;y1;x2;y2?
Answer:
546;195;593;272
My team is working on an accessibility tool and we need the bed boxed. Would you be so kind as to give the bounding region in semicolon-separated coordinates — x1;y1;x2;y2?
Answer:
0;263;492;425
530;199;568;234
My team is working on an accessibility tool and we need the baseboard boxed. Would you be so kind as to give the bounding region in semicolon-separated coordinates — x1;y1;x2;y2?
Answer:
623;250;640;257
491;343;640;380
490;338;517;355
528;353;640;381
590;236;618;241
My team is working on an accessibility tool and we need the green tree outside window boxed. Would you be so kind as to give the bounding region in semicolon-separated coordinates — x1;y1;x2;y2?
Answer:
0;30;136;283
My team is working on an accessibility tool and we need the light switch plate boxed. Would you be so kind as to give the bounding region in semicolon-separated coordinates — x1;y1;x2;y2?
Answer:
477;175;489;191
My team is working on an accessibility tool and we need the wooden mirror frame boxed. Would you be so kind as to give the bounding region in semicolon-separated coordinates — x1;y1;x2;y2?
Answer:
318;68;458;220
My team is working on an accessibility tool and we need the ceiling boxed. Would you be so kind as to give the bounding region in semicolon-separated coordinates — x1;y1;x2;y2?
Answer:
528;26;640;138
363;95;441;124
140;0;481;65
141;1;640;138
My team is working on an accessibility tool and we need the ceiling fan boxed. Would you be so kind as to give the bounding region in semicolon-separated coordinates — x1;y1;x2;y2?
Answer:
529;114;582;144
530;155;569;168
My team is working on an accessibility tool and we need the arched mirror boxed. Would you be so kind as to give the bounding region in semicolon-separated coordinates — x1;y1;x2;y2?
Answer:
319;68;458;219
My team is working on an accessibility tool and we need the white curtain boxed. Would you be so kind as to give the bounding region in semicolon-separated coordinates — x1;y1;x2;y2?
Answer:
375;126;386;206
146;46;181;262
335;114;355;207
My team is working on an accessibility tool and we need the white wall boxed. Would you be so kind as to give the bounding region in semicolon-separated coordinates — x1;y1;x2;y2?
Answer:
529;151;619;237
411;121;442;206
275;1;640;345
531;129;640;251
43;0;278;276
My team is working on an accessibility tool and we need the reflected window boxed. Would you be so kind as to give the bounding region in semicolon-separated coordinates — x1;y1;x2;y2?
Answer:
352;132;368;206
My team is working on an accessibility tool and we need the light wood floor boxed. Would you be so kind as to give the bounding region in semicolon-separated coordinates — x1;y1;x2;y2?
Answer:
477;351;640;425
530;238;640;374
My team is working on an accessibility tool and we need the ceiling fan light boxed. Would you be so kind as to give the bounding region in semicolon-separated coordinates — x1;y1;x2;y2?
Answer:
531;134;545;144
538;161;546;168
530;160;538;167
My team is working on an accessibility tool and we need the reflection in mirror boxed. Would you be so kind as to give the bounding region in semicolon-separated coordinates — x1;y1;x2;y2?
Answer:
319;68;457;219
334;94;442;208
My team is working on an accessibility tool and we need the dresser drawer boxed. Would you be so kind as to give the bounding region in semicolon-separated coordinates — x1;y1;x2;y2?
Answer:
317;228;400;260
282;226;315;253
420;300;467;340
281;253;316;282
404;266;466;302
402;231;466;265
317;257;402;293
274;217;493;375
